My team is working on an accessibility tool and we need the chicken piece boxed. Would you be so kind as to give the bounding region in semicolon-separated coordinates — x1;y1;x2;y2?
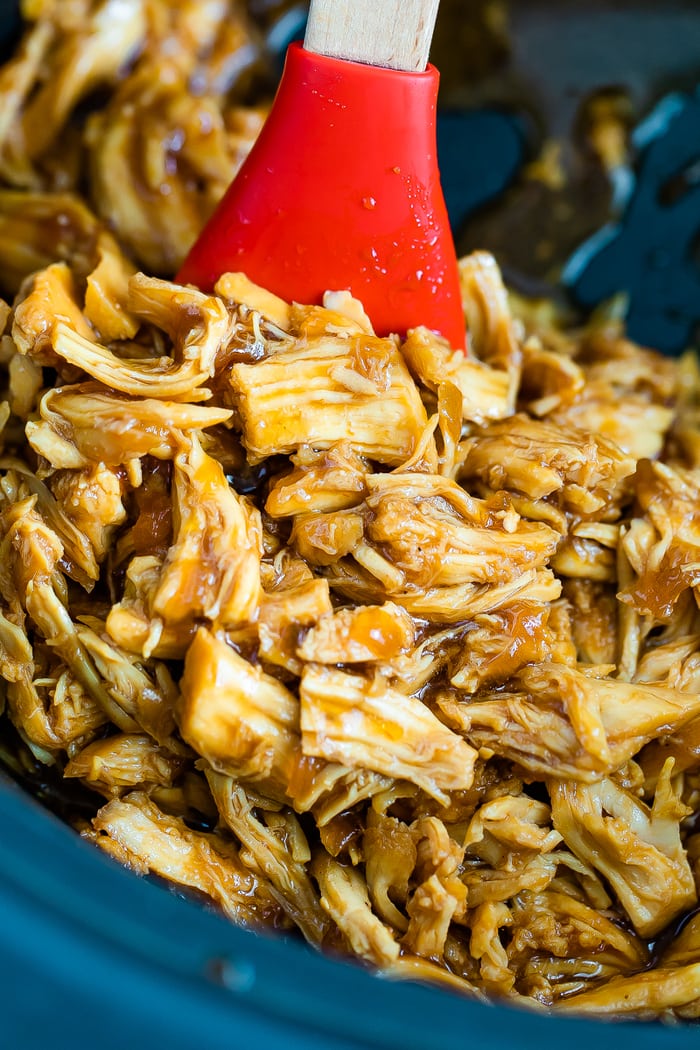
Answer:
265;443;368;518
47;668;108;754
297;762;392;828
556;964;700;1018
65;732;185;797
2;0;145;173
363;480;560;590
640;714;700;791
83;232;140;341
4;465;101;587
403;815;468;961
458;251;521;375
464;795;562;865
634;634;700;688
439;663;700;780
0;16;54;186
290;510;366;569
561;580;618;665
551;379;674;463
106;555;195;660
449;602;551;692
297;472;560;620
85;0;264;274
179;626;299;794
49;464;126;564
4;641;108;758
179;628;389;817
0;191;106;295
550;535;617;584
581;329;679;400
509;888;647;1001
215;272;292;331
619;459;700;620
0;497;127;726
560;331;679;459
46;276;232;401
519;337;584;417
230;331;428;465
550;762;696;938
461;414;635;516
363;807;416;932
464;852;563;911
660;911;700;969
0;604;33;687
152;433;261;627
87;791;286;929
404;872;461;962
8;351;42;418
297;602;415;665
76;623;180;747
206;771;331;946
379;624;472;696
401;325;515;424
323;555;561;624
12;261;95;366
28;385;232;470
259;575;333;675
469;901;515;993
300;665;477;803
109;435;261;655
310;851;400;967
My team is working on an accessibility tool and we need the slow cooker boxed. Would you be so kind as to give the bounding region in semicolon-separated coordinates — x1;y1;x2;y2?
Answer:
1;1;700;1046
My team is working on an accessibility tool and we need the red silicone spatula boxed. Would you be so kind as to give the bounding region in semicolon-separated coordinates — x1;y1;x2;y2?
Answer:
177;0;465;349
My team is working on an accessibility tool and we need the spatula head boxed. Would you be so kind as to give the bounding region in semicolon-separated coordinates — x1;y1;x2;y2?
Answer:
178;42;466;349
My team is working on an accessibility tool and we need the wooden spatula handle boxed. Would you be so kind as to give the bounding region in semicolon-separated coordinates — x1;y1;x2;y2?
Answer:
304;0;441;72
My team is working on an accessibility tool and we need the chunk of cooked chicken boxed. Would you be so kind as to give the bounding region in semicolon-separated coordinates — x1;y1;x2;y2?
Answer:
206;770;331;946
65;732;185;797
363;807;416;932
300;665;477;803
458;251;521;375
258;575;333;675
230;331;428;465
49;465;126;564
107;434;261;656
310;851;400;967
151;433;262;627
179;626;300;793
1;0;145;175
12;261;95;365
439;663;700;779
84;2;265;272
461;414;635;516
550;762;697;938
449;602;551;692
265;443;368;518
179;628;389;817
509;887;647;1003
76;623;180;746
556;964;700;1019
297;603;415;665
401;325;515;424
0;191;107;295
619;459;700;620
87;791;287;929
27;385;232;470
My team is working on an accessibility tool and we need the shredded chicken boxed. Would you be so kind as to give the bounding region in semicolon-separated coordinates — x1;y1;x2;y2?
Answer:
2;3;700;1026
